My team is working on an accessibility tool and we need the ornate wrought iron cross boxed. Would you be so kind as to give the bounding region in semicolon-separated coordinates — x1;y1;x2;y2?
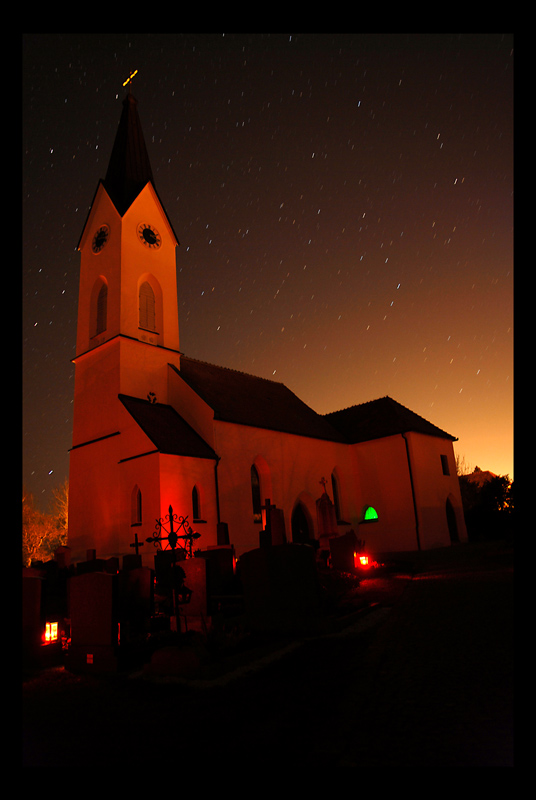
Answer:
145;505;200;633
146;505;200;558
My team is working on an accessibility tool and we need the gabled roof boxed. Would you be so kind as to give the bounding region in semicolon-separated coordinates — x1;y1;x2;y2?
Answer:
175;357;347;442
324;396;456;443
119;394;218;460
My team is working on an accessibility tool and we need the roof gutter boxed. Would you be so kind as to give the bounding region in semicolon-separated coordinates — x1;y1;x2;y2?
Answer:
401;433;421;551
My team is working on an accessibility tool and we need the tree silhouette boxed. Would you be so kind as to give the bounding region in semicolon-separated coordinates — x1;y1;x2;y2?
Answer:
22;480;69;566
458;470;514;542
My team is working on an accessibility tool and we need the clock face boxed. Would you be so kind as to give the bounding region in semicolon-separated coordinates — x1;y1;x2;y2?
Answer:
137;223;161;249
92;225;109;253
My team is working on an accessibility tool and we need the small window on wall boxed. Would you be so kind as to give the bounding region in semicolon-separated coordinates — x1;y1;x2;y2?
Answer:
131;486;142;526
441;455;450;476
192;485;201;521
331;472;342;521
362;506;379;522
251;465;262;523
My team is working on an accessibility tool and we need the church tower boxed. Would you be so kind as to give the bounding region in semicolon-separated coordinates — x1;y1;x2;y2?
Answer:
68;91;186;563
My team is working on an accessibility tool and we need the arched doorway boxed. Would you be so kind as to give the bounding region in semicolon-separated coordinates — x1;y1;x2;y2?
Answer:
446;496;459;542
291;502;313;545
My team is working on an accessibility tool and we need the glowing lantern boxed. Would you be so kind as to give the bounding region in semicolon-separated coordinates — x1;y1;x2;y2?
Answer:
363;506;378;521
43;622;58;645
354;552;371;568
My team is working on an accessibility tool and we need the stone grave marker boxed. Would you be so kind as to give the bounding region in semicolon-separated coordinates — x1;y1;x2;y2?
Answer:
240;544;322;632
329;529;358;572
67;571;118;673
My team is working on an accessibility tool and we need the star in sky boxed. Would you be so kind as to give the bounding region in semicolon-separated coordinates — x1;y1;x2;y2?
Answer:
23;33;513;507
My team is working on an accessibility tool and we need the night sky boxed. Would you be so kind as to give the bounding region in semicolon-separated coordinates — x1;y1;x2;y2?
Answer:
23;33;513;510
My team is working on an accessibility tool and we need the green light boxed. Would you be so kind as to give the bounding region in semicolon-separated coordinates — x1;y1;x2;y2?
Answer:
363;506;378;521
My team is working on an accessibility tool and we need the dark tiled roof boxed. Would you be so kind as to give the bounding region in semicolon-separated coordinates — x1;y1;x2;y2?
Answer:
119;394;218;459
104;94;154;216
175;357;346;442
324;396;456;443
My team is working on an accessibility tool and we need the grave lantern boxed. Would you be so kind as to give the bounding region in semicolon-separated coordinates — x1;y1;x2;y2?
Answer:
353;551;381;570
42;621;59;644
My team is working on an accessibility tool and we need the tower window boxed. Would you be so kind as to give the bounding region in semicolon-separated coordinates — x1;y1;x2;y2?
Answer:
96;282;107;335
139;281;156;331
441;455;450;475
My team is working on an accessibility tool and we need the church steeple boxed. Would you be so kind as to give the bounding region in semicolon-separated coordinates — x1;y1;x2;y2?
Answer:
103;92;154;216
75;91;180;358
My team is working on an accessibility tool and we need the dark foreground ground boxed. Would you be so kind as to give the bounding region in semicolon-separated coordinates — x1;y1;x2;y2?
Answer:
23;540;513;768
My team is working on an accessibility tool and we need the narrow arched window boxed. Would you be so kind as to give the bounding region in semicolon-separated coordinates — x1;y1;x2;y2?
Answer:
192;485;201;520
251;465;262;523
139;281;156;331
131;486;142;526
362;506;378;522
331;472;341;521
96;282;107;335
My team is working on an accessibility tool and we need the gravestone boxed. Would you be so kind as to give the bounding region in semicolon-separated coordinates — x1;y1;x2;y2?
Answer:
123;552;143;571
179;557;208;630
76;550;107;575
22;569;43;667
67;571;118;673
259;499;287;547
329;529;359;572
118;566;153;639
316;486;338;551
240;544;322;632
196;546;235;596
104;557;120;574
54;545;71;569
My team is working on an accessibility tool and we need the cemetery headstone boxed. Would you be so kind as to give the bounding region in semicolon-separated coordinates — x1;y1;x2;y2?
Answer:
240;544;322;632
67;571;118;673
329;529;359;572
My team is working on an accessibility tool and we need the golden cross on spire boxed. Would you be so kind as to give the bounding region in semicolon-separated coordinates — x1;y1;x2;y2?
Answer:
122;69;139;89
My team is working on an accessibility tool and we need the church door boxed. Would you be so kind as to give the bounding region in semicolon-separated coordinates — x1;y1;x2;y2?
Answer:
291;503;312;544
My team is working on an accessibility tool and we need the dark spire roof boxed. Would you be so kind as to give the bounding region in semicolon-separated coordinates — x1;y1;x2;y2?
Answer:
103;93;154;215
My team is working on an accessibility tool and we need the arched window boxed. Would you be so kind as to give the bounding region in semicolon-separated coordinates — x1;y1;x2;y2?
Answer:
291;502;313;544
96;282;107;335
251;465;262;523
331;472;341;521
362;506;379;522
90;278;108;338
131;485;142;526
139;281;156;331
192;485;201;521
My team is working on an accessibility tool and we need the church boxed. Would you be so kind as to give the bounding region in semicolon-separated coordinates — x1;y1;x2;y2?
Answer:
67;91;467;567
